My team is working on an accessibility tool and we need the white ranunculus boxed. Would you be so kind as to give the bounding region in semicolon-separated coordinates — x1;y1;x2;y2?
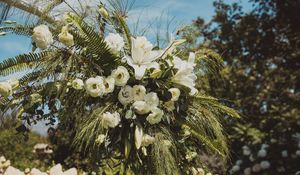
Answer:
105;33;125;53
144;92;159;110
118;85;133;106
58;26;74;46
71;79;84;90
172;53;198;95
132;85;146;101
111;66;130;86
135;125;144;149
32;25;53;49
168;88;181;101
146;107;164;124
103;76;115;94
126;36;162;80
260;161;270;169
85;76;105;97
0;81;12;97
101;112;121;129
132;101;151;115
257;149;267;158
141;134;155;147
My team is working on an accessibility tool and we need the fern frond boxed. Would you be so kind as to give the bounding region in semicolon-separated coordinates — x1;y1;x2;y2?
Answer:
0;25;33;36
0;51;50;76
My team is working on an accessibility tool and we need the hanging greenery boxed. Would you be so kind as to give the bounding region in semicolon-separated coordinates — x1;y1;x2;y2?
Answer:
0;0;239;174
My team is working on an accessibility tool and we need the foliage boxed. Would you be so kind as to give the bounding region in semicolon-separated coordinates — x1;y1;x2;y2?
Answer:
186;0;300;174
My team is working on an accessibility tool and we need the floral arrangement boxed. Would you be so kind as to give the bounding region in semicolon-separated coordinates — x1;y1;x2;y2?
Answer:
0;2;239;174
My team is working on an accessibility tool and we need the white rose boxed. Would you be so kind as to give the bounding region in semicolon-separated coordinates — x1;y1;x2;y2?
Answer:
243;168;251;175
168;88;181;101
252;163;261;173
146;107;164;124
96;134;106;144
85;76;105;97
260;161;270;169
257;149;267;158
103;76;115;94
141;134;155;147
0;81;12;97
31;168;47;175
132;101;151;115
49;164;63;175
71;79;84;90
32;25;53;49
144;92;159;110
118;85;133;106
281;150;288;157
101;112;121;129
132;85;146;101
58;26;74;46
111;66;130;86
105;33;125;53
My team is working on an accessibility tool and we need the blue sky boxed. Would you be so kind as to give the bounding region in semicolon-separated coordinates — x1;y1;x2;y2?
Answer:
0;0;251;135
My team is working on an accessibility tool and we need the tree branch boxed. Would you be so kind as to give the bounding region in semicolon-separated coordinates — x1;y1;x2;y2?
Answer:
0;0;56;24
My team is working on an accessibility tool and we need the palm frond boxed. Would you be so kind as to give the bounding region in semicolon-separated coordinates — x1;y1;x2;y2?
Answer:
0;24;33;36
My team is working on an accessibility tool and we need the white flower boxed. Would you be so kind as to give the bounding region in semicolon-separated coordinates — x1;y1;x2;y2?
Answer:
146;107;164;124
71;79;84;90
63;168;77;175
105;33;124;53
236;160;243;165
252;163;261;173
132;85;146;101
103;76;115;94
111;66;130;86
257;149;267;158
3;166;24;175
242;145;251;156
101;112;121;129
230;165;240;173
85;77;105;97
126;36;162;80
135;125;144;149
32;25;53;49
141;134;155;147
0;81;12;97
49;164;63;175
58;26;74;46
31;168;47;175
261;143;269;149
96;134;106;144
7;79;19;89
260;161;270;169
186;151;197;162
132;101;151;115
281;150;288;157
172;53;198;95
191;167;205;175
144;92;159;110
244;168;251;175
168;88;181;101
118;85;133;105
